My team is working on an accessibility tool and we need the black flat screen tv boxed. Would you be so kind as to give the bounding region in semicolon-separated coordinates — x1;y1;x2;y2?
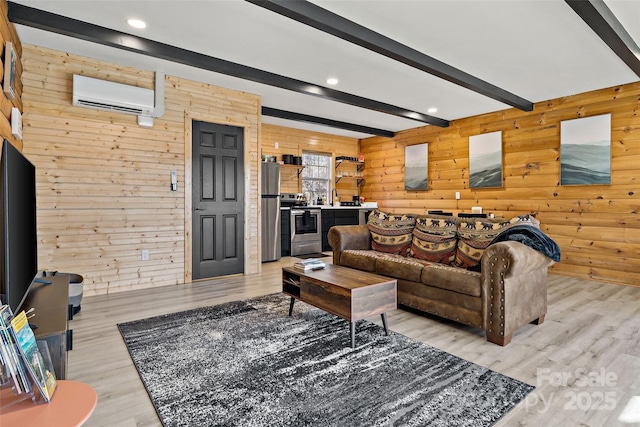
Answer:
0;139;38;313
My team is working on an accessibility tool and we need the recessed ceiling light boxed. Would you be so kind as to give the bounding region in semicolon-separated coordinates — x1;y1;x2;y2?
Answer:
427;107;438;114
127;18;147;29
326;78;339;85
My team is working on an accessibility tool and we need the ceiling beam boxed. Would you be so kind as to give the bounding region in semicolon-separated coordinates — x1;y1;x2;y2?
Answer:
566;0;640;78
7;2;449;128
262;107;395;137
245;0;534;112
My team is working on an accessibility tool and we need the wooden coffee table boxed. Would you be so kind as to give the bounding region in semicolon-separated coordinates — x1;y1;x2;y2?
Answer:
282;264;397;348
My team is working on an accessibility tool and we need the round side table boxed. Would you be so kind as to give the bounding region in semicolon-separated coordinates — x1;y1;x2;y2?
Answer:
0;380;97;427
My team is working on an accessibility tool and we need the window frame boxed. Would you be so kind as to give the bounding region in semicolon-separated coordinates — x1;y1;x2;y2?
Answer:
301;151;332;204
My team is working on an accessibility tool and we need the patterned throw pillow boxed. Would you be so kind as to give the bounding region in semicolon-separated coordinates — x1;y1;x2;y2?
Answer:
454;214;536;269
409;215;458;265
367;210;416;256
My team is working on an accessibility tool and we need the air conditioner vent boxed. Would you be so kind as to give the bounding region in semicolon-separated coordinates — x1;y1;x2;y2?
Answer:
74;99;145;115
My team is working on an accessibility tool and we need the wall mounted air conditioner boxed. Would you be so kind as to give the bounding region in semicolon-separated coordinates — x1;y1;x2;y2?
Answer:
73;75;156;116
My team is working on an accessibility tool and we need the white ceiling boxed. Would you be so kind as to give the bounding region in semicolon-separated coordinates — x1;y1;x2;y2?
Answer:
11;0;640;139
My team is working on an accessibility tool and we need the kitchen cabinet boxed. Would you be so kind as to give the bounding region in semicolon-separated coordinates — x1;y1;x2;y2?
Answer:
321;210;334;252
321;208;359;251
280;209;290;257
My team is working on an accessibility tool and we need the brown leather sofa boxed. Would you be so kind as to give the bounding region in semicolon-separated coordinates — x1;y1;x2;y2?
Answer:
328;223;555;346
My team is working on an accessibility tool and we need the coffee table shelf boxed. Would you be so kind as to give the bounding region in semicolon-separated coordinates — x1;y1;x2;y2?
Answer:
282;264;397;348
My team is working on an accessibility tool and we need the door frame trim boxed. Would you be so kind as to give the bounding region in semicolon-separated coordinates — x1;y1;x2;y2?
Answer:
184;111;259;283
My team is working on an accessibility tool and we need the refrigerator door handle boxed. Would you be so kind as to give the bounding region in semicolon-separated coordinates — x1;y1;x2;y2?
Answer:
272;205;281;256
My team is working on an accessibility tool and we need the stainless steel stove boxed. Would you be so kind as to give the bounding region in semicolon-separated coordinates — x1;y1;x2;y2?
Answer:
280;192;308;207
280;193;322;256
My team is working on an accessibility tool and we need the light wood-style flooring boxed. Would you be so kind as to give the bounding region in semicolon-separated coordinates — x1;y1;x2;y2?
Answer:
68;256;640;427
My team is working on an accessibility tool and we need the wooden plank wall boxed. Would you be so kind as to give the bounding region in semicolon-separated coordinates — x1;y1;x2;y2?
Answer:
0;0;22;150
261;124;360;201
21;45;261;296
360;82;640;287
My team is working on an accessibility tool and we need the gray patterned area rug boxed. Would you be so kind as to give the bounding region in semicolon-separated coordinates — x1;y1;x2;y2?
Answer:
118;293;533;427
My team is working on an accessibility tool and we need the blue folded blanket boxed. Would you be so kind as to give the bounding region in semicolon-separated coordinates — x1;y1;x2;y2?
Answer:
468;225;560;272
488;224;561;262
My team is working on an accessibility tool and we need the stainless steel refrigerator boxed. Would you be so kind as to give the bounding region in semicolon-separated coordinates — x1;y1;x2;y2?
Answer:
261;162;281;262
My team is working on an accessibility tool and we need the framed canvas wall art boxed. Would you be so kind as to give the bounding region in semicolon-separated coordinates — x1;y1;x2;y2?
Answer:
469;131;502;188
3;41;17;100
560;114;611;185
404;143;428;191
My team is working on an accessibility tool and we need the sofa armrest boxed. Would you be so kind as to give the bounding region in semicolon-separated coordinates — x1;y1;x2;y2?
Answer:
480;241;554;345
482;240;554;278
328;225;371;266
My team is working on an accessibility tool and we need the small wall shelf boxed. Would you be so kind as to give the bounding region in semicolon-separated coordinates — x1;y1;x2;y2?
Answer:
335;159;364;171
335;175;365;185
281;164;305;177
335;159;365;186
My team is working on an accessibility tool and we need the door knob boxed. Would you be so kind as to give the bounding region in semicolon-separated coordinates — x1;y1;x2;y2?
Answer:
195;207;205;211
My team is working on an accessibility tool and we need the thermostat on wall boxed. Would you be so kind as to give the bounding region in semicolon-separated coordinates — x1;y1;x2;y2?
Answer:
11;107;22;140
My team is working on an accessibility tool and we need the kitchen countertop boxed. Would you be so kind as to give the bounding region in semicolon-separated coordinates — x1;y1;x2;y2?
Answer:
280;205;377;210
318;205;376;209
280;202;378;209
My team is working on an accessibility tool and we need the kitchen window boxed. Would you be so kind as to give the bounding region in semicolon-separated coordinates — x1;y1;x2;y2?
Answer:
302;152;331;204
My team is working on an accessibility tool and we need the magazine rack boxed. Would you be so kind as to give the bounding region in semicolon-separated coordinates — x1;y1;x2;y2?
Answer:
0;339;53;408
0;371;35;408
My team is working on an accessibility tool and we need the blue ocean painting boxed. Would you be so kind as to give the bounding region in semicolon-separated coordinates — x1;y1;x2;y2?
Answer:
469;131;502;188
561;143;610;185
405;144;428;190
560;114;611;186
470;150;502;188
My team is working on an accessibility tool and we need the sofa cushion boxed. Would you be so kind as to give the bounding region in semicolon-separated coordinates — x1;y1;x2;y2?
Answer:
367;210;416;256
398;281;483;327
409;215;458;265
340;250;430;282
420;261;482;297
339;249;382;272
375;253;431;283
454;214;537;269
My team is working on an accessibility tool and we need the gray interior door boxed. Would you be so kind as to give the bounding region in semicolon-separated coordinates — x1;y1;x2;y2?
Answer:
192;120;244;279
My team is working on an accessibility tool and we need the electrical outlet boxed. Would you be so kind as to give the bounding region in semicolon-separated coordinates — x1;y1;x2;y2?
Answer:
455;191;460;200
141;250;149;261
275;142;279;149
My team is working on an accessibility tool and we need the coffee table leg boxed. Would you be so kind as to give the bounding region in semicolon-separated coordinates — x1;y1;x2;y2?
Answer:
381;313;389;335
289;297;295;316
350;322;355;348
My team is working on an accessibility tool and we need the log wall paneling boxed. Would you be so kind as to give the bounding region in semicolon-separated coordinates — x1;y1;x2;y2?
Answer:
0;0;22;150
21;44;260;296
261;124;360;200
359;81;640;287
9;0;640;291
